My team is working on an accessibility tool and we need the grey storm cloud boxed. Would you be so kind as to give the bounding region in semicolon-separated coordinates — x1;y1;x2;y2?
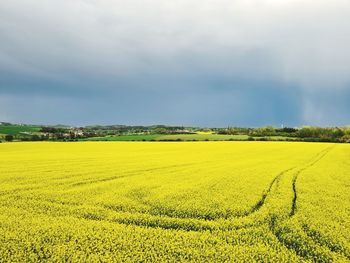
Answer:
0;0;350;126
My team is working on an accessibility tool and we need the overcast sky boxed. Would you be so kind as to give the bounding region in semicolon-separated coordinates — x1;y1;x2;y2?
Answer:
1;0;350;127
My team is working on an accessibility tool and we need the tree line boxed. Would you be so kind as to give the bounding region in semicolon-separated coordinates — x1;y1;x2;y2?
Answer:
217;126;350;142
1;124;350;143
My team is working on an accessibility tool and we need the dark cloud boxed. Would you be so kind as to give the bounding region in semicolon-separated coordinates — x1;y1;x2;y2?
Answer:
0;81;304;127
0;0;350;126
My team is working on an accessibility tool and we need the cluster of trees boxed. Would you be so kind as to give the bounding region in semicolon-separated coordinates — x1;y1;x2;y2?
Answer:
39;127;95;141
217;126;298;137
84;125;195;136
297;127;350;142
4;135;14;142
218;126;350;142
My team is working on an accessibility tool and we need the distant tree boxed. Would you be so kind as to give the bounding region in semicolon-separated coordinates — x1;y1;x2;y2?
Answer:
332;127;345;139
153;128;168;134
40;127;68;134
31;135;41;141
340;135;350;143
276;127;298;134
5;135;14;142
297;127;318;138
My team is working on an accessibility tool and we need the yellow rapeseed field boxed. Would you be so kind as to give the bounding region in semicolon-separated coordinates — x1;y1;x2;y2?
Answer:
0;142;349;262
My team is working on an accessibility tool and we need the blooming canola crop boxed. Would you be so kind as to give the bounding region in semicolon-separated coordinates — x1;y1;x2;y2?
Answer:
0;142;349;262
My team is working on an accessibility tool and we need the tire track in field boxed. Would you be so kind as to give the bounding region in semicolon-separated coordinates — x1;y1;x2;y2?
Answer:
130;146;334;221
289;144;350;260
80;146;335;235
301;224;350;260
269;215;347;262
67;162;201;188
102;165;297;222
269;145;337;261
244;167;296;216
79;206;263;233
0;185;49;198
289;145;335;217
0;163;198;199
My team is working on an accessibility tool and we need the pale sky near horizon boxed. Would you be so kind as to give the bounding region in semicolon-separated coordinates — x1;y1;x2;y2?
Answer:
0;0;350;127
